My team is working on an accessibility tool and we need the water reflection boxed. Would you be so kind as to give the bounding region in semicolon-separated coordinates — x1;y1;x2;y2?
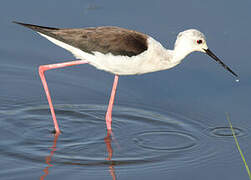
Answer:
40;131;117;180
2;103;248;180
40;133;59;180
104;131;117;180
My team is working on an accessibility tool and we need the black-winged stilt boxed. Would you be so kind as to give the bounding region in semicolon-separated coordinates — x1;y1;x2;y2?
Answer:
14;21;238;134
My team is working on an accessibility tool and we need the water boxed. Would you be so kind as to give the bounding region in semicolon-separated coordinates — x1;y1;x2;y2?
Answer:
1;0;251;179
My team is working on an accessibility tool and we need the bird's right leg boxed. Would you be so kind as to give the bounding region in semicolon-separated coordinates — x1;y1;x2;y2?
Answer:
105;75;119;133
39;60;88;134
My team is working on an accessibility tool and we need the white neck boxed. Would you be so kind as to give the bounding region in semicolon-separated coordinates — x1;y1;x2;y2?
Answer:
171;45;193;63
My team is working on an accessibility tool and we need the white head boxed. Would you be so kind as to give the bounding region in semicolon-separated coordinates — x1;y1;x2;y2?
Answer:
173;29;238;78
174;29;208;54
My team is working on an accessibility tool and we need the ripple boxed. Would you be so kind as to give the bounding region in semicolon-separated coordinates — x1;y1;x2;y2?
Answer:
0;103;248;173
134;131;197;151
209;127;245;137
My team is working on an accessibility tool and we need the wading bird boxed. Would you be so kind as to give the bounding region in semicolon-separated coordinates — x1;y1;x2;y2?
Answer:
14;21;238;134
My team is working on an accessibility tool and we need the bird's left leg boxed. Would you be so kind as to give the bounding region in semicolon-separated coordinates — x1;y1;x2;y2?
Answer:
39;59;88;134
105;75;119;132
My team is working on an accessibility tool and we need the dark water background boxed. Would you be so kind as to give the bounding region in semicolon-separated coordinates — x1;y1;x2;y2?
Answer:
1;0;251;179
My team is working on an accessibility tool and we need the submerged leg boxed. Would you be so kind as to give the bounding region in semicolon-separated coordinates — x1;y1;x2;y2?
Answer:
105;75;119;132
39;60;88;134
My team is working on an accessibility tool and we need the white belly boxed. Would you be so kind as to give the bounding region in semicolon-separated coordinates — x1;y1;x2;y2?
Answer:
88;50;178;75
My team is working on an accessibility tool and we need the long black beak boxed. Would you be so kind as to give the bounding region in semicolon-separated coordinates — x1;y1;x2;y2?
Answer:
204;48;238;77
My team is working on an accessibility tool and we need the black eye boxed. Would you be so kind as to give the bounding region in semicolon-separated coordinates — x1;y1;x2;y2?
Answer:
197;40;203;44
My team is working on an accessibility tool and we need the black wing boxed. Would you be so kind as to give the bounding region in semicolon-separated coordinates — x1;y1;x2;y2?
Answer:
13;21;148;57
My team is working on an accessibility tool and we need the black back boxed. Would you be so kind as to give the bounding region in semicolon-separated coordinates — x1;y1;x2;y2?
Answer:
14;21;148;57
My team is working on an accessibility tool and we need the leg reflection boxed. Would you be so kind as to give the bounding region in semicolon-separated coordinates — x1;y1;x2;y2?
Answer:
40;133;59;180
104;131;117;180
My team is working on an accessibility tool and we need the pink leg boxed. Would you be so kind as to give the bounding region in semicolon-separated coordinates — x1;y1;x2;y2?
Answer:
39;60;88;134
105;75;119;132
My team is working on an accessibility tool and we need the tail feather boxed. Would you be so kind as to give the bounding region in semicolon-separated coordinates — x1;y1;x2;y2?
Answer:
13;21;63;41
13;21;59;30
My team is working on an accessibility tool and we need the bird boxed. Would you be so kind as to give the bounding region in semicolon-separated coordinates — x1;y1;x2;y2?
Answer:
13;21;238;134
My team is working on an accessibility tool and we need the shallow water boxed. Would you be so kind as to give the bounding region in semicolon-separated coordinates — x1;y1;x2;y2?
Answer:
1;0;251;179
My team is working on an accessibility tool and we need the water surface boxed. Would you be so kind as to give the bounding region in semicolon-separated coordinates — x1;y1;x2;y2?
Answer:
1;0;251;179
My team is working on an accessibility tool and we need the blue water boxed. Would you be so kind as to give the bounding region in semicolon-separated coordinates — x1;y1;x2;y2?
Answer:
1;0;251;179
